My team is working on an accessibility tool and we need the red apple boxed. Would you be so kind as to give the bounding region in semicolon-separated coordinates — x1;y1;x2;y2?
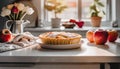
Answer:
94;29;108;45
86;30;94;43
107;30;118;42
0;29;12;42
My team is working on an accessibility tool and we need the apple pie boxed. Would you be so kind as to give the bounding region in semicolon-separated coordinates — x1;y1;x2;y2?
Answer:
39;32;81;45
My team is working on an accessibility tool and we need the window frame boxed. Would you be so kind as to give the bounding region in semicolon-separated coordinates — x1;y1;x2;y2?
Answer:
41;0;112;27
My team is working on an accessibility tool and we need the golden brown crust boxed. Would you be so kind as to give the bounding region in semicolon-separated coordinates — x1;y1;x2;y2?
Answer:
39;32;81;45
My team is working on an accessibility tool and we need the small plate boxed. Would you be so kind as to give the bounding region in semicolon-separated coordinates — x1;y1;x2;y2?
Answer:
40;43;81;50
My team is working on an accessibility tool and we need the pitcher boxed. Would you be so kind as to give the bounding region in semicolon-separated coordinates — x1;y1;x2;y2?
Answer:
5;20;30;33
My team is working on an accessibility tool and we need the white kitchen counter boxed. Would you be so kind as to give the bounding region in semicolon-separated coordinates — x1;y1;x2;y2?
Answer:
0;38;120;63
24;27;120;37
25;26;120;32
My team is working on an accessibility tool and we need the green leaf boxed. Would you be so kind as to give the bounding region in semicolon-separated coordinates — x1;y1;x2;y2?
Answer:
94;0;99;2
90;5;96;10
90;5;94;9
44;5;55;11
91;12;99;17
55;6;67;13
97;2;104;7
102;11;105;15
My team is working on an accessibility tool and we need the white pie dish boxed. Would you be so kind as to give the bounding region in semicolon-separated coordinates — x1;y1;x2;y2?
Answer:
40;43;81;50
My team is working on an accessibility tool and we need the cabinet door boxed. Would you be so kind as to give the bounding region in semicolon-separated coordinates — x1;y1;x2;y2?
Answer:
35;63;100;69
0;63;36;69
0;63;110;69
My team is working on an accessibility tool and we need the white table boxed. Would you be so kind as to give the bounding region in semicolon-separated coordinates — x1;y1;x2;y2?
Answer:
0;38;119;69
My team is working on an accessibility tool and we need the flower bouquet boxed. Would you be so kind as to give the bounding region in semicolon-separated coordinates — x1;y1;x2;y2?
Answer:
0;3;34;33
1;3;34;20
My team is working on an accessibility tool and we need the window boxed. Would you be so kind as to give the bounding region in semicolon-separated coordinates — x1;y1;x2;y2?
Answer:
42;0;111;25
47;0;78;21
81;0;107;21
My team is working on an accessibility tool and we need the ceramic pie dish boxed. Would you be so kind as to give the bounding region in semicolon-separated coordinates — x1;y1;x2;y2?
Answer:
40;43;81;50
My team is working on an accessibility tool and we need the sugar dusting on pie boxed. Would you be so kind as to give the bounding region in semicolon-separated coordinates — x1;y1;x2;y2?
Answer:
39;32;82;45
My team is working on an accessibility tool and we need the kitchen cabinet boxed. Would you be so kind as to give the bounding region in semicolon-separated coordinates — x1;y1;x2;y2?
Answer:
0;63;101;69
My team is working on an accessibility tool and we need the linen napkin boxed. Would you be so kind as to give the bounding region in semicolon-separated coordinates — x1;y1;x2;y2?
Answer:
0;32;37;53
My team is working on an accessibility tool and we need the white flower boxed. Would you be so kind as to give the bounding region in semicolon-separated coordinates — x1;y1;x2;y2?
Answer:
2;7;6;11
1;9;11;17
23;6;34;15
26;8;34;15
7;4;14;10
98;11;104;17
17;3;25;11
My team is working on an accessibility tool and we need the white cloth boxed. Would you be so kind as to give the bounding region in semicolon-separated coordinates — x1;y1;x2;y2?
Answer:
0;32;37;52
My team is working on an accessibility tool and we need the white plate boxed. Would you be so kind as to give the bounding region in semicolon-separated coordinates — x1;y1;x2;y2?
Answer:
40;43;81;50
